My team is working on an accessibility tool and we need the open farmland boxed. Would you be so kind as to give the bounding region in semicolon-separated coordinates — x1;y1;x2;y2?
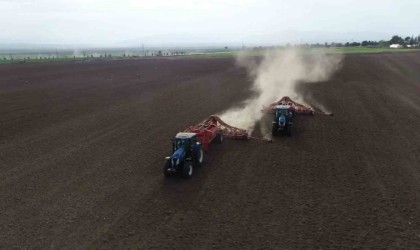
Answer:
1;52;420;248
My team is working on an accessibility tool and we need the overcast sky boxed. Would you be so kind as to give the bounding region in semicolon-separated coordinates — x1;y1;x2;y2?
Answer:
1;0;419;47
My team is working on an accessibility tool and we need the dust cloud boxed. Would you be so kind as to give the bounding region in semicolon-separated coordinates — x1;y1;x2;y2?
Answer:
219;48;342;135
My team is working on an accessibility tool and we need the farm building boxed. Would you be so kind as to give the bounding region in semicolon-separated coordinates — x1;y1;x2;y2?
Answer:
390;44;403;48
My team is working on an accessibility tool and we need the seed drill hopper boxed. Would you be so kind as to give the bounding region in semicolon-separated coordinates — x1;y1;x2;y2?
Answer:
184;115;249;150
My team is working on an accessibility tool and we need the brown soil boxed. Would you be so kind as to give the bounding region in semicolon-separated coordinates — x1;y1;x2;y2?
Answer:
1;53;420;248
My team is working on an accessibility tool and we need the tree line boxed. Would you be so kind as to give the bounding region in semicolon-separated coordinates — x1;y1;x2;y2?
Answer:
325;35;420;48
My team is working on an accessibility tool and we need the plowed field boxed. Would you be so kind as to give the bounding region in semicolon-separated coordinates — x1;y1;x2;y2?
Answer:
1;52;420;248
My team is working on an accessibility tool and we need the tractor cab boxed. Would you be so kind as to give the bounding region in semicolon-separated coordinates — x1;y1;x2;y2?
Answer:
275;105;294;119
164;132;203;178
272;105;294;136
173;132;198;152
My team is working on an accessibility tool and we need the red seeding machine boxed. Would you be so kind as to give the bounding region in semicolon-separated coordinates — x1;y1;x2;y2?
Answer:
262;96;333;116
263;96;333;137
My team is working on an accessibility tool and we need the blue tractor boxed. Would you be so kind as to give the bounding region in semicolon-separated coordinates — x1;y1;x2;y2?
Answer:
163;132;204;178
272;105;294;137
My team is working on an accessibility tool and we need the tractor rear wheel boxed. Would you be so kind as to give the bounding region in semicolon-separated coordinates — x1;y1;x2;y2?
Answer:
193;148;204;168
287;125;292;137
272;124;278;136
182;162;193;179
215;133;223;144
163;159;171;178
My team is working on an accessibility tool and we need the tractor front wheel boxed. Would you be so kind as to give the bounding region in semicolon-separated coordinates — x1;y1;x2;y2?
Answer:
182;162;193;179
163;159;171;178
